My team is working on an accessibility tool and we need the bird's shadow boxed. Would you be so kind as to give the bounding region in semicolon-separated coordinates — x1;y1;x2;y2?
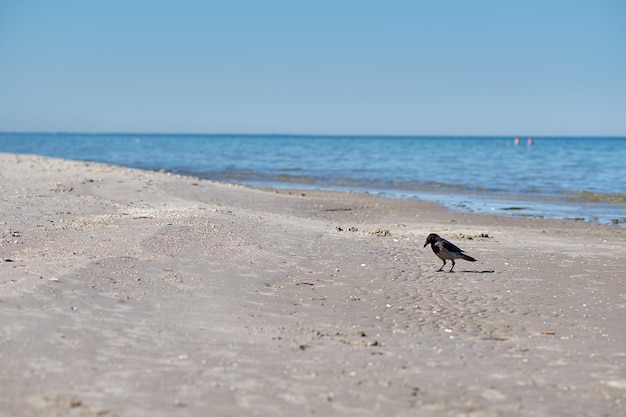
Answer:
449;270;495;274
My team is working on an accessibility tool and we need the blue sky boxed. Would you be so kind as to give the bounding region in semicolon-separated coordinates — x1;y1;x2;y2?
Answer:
1;1;624;136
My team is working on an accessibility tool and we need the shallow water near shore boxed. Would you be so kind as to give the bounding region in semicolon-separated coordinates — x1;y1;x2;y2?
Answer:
1;133;625;225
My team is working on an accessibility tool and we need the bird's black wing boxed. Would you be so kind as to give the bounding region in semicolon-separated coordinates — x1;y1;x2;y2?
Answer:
441;239;464;253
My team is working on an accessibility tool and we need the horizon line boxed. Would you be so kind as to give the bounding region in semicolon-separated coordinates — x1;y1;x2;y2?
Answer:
2;131;626;139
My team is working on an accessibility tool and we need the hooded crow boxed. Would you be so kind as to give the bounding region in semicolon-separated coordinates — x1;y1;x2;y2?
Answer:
424;233;476;272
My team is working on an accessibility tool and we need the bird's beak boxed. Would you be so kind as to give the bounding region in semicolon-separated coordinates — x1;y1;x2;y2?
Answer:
423;241;428;247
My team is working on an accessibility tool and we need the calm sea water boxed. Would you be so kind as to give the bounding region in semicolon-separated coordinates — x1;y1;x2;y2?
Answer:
1;133;625;226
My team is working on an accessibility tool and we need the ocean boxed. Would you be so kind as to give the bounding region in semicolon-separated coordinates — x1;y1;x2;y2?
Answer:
1;133;625;226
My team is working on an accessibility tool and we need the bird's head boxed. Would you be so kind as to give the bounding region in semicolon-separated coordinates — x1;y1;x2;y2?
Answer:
424;233;440;247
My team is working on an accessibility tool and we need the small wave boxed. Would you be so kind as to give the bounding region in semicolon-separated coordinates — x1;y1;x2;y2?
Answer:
221;172;261;180
272;174;315;184
422;181;467;190
566;191;626;204
336;177;373;185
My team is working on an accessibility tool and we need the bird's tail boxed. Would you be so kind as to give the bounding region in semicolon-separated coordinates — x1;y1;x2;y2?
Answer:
462;254;476;262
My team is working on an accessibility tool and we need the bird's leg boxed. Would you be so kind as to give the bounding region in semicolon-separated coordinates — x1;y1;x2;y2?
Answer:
437;260;446;272
449;260;455;272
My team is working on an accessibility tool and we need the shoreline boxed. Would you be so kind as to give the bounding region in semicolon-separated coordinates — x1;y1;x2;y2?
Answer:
1;153;625;416
243;181;626;228
2;134;626;228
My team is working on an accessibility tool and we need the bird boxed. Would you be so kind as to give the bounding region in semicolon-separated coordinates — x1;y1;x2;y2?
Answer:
424;233;476;272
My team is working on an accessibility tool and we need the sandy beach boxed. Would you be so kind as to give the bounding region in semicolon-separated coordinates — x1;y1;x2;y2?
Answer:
1;153;624;416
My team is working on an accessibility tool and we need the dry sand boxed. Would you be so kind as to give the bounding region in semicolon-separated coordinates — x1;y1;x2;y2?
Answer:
1;153;625;417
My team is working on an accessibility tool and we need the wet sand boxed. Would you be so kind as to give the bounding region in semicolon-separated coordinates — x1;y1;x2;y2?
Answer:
1;153;625;416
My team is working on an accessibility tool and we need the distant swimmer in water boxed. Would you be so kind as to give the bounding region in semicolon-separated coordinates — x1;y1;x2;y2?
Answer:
528;137;534;145
514;137;520;146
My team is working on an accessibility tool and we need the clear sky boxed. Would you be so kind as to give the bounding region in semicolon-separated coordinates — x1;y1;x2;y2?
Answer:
1;0;625;136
